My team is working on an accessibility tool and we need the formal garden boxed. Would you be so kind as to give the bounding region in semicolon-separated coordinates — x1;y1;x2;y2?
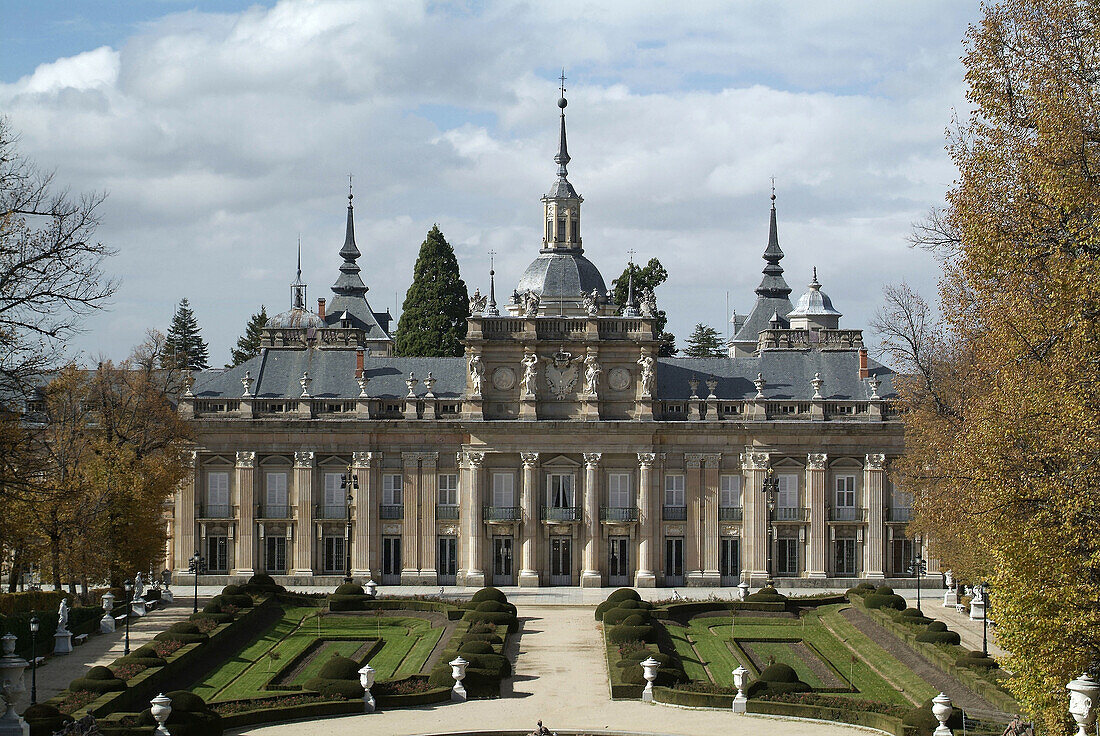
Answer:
598;585;1019;736
18;576;518;736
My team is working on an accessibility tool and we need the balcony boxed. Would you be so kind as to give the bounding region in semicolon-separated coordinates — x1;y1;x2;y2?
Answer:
483;506;521;523
887;507;913;522
719;506;743;521
198;504;231;519
541;506;580;523
829;507;867;522
436;505;460;520
774;507;809;522
662;505;687;521
380;505;403;519
258;505;289;519
600;507;638;523
318;505;349;520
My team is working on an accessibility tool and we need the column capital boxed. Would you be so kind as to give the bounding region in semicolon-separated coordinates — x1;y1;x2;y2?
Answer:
520;452;540;468
583;452;602;468
807;453;828;470
293;451;314;469
685;452;705;469
702;452;722;468
236;451;256;468
352;451;374;469
418;452;439;467
637;452;656;468
742;450;770;471
865;453;886;471
401;452;421;468
462;450;486;468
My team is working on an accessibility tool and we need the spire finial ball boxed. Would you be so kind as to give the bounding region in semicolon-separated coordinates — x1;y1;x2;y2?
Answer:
558;97;568;109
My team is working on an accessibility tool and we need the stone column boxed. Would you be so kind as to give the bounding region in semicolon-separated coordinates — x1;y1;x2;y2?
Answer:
685;453;704;585
293;451;315;575
807;453;828;578
634;453;656;587
176;451;198;574
463;452;486;587
518;452;540;587
352;452;373;578
419;453;439;585
581;452;602;587
702;453;722;585
369;455;382;578
401;452;421;585
863;454;886;579
742;451;770;584
235;452;256;576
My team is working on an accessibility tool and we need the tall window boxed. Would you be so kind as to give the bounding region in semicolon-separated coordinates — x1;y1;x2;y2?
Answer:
438;474;458;506
719;475;742;507
608;473;632;508
492;473;514;507
323;537;346;574
776;474;799;508
835;476;856;508
557;215;566;241
207;536;228;572
206;472;229;516
324;473;345;517
382;474;402;505
265;536;287;573
664;474;685;507
265;472;287;517
548;474;574;507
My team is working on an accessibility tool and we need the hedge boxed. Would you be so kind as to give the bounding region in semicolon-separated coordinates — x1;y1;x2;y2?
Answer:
219;699;363;730
650;600;786;620
69;667;126;694
134;690;222;736
747;698;912;736
603;607;651;626
23;703;73;736
0;590;69;616
607;623;656;644
470;587;508;604
462;610;518;632
864;592;907;611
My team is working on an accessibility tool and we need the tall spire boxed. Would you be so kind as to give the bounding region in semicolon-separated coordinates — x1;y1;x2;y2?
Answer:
756;183;791;299
291;236;307;309
332;183;368;297
555;69;571;178
486;250;499;316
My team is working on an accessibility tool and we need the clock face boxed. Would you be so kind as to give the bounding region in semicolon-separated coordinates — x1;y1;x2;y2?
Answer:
491;366;516;391
607;367;631;391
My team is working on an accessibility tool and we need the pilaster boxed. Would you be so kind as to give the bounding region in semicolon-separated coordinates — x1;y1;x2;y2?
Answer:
634;453;656;587
742;450;770;584
463;452;486;587
176;451;197;574
352;452;373;578
293;451;315;575
701;453;721;585
401;452;421;584
234;452;256;576
581;452;602;587
685;453;705;585
863;454;886;579
418;453;439;584
806;453;828;578
518;453;540;587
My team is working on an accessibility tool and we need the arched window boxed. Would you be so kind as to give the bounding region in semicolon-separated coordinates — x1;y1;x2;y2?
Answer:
546;218;553;242
571;214;579;241
557;215;567;242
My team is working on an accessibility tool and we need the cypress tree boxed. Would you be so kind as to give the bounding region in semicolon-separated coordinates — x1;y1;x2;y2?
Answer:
394;225;470;357
163;298;210;370
229;305;268;367
610;258;677;355
684;323;724;357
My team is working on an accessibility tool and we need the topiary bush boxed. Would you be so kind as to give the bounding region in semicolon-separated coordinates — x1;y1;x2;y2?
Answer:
219;593;253;609
462;610;518;632
864;590;907;611
603;607;652;626
745;586;788;603
474;600;514;614
607;623;656;644
460;632;503;646
956;650;999;670
136;690;223;736
458;640;495;655
329;596;367;612
119;642;168;668
221;584;243;595
24;703;72;736
896;608;934;625
746;663;812;698
470;587;508;604
428;664;501;698
243;573;285;595
155;621;209;644
334;582;365;596
303;654;365;699
846;583;875;597
69;666;127;693
915;621;962;645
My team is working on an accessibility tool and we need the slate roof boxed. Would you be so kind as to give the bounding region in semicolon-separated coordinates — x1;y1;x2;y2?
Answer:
192;350;465;400
517;252;607;299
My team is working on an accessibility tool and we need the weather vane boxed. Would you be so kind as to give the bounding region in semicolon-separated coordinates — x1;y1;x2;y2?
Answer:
559;68;567;97
488;249;496;272
348;173;354;200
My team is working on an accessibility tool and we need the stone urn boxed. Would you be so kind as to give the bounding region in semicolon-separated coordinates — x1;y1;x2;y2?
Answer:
449;656;469;702
640;656;660;702
100;592;117;633
365;579;378;599
732;665;749;713
150;693;172;735
0;633;29;736
1067;672;1100;736
358;664;376;713
737;581;750;601
931;692;953;736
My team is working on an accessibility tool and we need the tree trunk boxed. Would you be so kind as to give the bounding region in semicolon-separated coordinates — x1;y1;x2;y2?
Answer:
7;548;22;592
50;534;62;590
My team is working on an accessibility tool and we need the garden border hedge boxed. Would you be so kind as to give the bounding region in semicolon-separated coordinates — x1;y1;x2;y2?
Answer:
747;698;914;736
218;699;364;729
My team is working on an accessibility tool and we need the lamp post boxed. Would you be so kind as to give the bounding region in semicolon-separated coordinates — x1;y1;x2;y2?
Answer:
28;616;38;705
909;535;927;613
123;579;133;656
979;580;990;656
762;468;779;587
188;552;206;614
342;465;358;584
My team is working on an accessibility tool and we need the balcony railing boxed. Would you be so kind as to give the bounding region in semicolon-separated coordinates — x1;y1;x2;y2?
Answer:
719;506;743;521
829;507;866;522
436;505;460;520
259;505;289;519
600;507;638;522
318;505;348;520
887;507;913;522
380;505;403;519
774;507;809;522
198;504;231;519
662;505;687;521
483;506;521;522
541;506;580;522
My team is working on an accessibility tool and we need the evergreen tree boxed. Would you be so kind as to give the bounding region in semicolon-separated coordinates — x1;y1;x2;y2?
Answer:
610;258;677;355
394;225;469;357
684;323;723;357
163;298;209;370
229;305;268;367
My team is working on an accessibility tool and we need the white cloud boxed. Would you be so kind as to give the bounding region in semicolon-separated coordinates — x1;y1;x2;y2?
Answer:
0;0;977;363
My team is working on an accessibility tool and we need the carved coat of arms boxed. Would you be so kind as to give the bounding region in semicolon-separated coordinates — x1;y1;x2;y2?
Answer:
544;349;582;400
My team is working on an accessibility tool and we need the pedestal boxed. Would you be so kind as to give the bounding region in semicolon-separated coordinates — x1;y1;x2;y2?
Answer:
634;570;656;588
131;599;148;617
160;589;174;604
580;570;601;588
100;615;116;634
733;693;748;713
53;630;73;655
943;590;958;607
969;599;985;621
519;397;537;420
517;570;540;587
584;397;600;421
0;707;29;736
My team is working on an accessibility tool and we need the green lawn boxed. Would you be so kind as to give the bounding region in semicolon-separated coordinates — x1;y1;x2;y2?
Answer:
191;607;447;703
665;605;937;706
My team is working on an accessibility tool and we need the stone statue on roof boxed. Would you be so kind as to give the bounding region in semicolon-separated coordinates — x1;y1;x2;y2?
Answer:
468;289;487;315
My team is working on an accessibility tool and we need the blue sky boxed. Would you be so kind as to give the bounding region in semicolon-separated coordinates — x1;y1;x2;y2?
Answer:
0;1;981;364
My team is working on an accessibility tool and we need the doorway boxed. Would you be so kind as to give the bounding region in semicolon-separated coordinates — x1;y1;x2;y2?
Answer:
549;537;572;585
608;536;630;586
492;536;513;585
381;536;401;584
664;537;684;586
437;537;457;585
720;537;740;586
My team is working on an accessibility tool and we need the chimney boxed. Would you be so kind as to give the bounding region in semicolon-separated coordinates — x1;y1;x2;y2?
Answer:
355;348;364;378
858;347;869;379
317;298;326;319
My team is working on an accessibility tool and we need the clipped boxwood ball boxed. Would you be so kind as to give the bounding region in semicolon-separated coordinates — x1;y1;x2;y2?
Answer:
169;622;202;634
475;600;510;613
460;633;503;646
875;585;895;595
864;593;907;611
916;629;961;645
470;587;508;604
221;584;243;595
759;663;799;683
928;621;948;632
319;655;360;680
607;588;641;603
622;614;647;626
603;607;650;626
607;624;656;644
334;583;364;595
86;666;116;680
459;640;494;655
247;573;276;587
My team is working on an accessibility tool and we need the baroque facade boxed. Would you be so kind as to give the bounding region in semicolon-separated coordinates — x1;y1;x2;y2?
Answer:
175;93;930;588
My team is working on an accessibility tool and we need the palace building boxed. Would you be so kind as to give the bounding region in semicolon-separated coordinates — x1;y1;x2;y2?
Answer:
177;92;929;588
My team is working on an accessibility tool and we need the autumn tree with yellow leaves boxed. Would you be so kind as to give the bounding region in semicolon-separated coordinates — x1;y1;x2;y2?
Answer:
876;1;1100;729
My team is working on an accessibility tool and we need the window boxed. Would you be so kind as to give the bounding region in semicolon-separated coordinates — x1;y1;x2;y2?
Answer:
492;473;514;508
834;539;858;576
548;474;574;507
776;537;799;575
324;473;346;517
608;473;632;508
664;474;685;507
265;472;287;516
382;474;402;505
776;474;799;508
206;472;229;516
207;536;229;572
264;536;286;573
323;536;346;574
557;216;566;241
438;474;458;506
835;475;856;508
720;475;741;507
571;214;579;240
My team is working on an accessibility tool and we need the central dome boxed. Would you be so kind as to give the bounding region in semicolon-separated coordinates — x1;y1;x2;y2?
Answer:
517;252;607;301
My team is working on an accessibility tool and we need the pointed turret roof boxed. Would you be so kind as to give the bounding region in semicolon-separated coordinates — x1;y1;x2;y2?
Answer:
756;190;792;300
544;72;581;201
332;189;368;298
325;187;392;344
731;190;795;348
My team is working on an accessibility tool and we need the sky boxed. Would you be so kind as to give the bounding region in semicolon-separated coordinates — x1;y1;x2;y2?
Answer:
0;1;980;365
